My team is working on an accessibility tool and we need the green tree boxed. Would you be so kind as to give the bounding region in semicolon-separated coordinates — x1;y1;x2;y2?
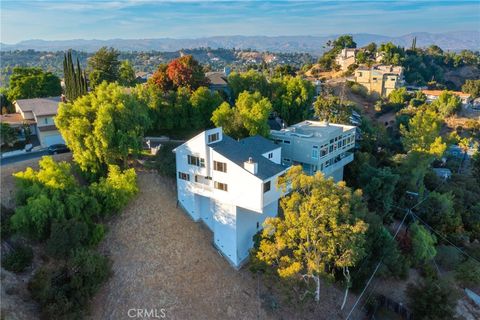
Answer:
388;87;409;105
410;222;437;266
118;60;136;87
7;67;61;101
55;82;151;173
89;165;138;215
455;259;480;286
473;151;480;183
407;279;458;320
270;76;315;124
462;79;480;98
63;50;88;101
378;42;404;65
87;47;120;88
330;35;357;51
256;166;368;302
313;95;354;124
400;109;446;157
189;86;223;129
227;70;270;99
432;91;462;117
1;122;16;146
211;91;272;139
46;219;90;258
418;192;462;237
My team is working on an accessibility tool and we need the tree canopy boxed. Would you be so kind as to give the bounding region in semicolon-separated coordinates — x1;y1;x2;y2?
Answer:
211;91;272;139
313;95;355;124
118;60;137;87
256;166;368;301
431;91;462;117
87;47;121;88
55;82;151;173
6;66;62;101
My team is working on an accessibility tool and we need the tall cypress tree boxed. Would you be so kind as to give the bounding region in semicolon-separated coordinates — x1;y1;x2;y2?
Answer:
63;50;87;101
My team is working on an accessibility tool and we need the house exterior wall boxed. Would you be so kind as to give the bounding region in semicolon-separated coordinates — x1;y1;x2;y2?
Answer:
174;128;287;268
271;123;355;181
354;67;403;97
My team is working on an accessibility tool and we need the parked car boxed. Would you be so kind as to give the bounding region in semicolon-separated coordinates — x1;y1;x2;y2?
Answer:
47;144;69;154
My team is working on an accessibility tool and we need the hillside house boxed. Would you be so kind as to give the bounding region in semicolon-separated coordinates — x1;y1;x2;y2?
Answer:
174;128;287;267
335;48;359;71
174;122;357;268
12;97;65;147
354;65;404;97
270;121;356;181
421;90;472;109
205;68;231;100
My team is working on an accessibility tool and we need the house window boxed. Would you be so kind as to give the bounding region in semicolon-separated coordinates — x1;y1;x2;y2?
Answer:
178;172;190;181
213;161;227;172
312;148;319;160
267;152;273;159
263;181;271;193
214;181;228;191
187;155;205;167
208;132;219;143
320;147;328;157
44;118;48;124
283;158;291;163
282;140;291;144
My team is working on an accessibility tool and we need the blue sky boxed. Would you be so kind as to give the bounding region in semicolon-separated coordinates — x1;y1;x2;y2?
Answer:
1;1;479;44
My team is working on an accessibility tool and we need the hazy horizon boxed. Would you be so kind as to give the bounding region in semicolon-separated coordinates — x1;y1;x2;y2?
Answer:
1;1;479;44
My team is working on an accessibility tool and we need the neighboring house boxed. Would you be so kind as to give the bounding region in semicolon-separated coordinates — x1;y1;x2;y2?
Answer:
13;97;64;147
335;48;359;71
135;71;152;83
447;144;477;159
421;90;472;108
354;65;404;97
0;113;36;142
205;68;231;99
173;128;287;268
270;120;356;182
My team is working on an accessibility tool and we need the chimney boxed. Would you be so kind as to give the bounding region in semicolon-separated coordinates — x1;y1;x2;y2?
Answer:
244;157;258;175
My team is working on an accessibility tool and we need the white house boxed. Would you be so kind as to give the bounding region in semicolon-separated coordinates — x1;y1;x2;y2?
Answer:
270;121;356;181
173;128;288;268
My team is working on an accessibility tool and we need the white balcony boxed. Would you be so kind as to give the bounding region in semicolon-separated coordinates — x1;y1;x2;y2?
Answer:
322;152;354;176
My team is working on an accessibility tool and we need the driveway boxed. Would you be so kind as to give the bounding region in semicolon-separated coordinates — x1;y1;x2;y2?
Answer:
1;150;51;166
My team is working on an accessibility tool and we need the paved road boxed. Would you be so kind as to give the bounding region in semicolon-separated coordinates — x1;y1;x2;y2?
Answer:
1;150;50;166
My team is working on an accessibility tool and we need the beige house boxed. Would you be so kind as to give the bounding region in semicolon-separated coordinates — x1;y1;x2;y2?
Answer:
335;48;359;71
354;65;404;97
13;97;65;147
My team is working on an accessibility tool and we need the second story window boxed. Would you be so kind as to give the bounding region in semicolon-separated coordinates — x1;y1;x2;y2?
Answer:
188;155;205;167
312;146;319;160
213;161;227;172
214;181;228;191
178;172;190;181
267;152;273;159
263;181;271;193
208;132;219;143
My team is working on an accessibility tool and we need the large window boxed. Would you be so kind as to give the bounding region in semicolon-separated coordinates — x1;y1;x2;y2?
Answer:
208;132;219;143
263;181;271;193
312;145;319;160
188;155;205;167
214;181;228;191
178;172;190;181
213;161;227;172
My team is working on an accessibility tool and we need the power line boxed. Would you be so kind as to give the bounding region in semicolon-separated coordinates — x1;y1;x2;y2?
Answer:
408;210;480;265
345;208;410;320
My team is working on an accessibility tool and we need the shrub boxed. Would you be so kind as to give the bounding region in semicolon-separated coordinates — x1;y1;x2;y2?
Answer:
455;259;480;287
28;249;111;319
2;244;33;273
46;219;90;258
1;204;13;239
435;245;462;271
152;142;179;178
407;279;458;320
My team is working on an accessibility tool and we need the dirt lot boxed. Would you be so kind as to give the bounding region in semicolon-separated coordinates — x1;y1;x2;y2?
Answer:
88;172;359;320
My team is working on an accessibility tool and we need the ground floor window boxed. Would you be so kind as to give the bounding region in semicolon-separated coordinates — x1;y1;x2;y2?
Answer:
178;172;190;181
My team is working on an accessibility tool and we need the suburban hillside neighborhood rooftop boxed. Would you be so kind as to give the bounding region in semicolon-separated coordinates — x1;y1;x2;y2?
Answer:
14;96;62;116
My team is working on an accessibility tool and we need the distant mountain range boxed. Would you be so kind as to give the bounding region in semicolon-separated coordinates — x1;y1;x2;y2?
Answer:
1;31;478;54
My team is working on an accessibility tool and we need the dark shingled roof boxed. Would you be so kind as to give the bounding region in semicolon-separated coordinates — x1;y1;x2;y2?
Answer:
210;135;286;180
238;135;279;155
